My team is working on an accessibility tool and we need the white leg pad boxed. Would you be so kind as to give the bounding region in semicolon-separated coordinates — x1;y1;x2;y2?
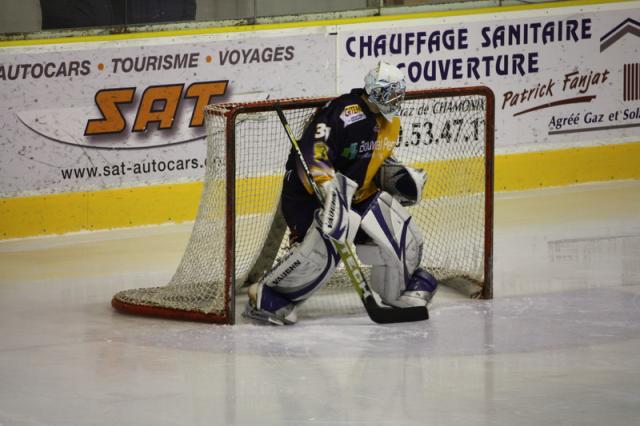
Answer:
260;210;360;303
260;226;339;303
357;192;424;305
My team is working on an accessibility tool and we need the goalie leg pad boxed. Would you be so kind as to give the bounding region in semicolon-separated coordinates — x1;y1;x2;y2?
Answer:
244;198;362;325
259;222;343;303
243;225;339;325
357;192;428;306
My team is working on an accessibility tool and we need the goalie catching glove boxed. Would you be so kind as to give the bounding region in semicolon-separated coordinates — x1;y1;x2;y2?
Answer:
375;157;427;206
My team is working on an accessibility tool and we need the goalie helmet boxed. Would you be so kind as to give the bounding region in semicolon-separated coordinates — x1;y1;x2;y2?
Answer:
364;61;406;121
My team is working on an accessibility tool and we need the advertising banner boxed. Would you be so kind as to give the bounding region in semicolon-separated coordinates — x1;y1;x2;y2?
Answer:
337;2;639;152
0;28;336;196
1;2;638;200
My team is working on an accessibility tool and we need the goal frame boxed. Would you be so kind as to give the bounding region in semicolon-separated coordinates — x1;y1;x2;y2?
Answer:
111;86;495;324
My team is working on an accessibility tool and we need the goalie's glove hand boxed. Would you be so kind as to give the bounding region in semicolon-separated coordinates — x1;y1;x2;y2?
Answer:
375;157;428;206
318;173;358;243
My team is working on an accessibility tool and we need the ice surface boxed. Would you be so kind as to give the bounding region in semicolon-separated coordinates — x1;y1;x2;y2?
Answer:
1;180;639;426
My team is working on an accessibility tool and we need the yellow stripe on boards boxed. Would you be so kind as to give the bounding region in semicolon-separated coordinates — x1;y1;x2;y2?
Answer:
236;175;283;216
411;157;485;198
0;183;202;239
495;142;640;191
1;141;639;240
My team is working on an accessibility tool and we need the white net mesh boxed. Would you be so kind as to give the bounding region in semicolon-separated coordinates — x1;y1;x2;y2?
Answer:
112;89;493;323
111;105;231;322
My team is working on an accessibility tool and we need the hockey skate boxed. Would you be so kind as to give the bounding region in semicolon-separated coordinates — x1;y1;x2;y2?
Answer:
243;283;298;326
396;268;438;307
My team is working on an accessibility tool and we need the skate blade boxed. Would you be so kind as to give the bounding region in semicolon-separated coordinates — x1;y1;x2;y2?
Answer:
242;303;291;326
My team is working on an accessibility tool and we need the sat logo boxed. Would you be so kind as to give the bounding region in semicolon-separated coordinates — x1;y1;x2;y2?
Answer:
84;80;228;136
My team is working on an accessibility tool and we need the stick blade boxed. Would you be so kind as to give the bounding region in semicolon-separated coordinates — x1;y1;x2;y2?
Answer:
364;297;429;324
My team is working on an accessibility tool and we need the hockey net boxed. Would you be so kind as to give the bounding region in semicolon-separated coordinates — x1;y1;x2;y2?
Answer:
112;87;494;324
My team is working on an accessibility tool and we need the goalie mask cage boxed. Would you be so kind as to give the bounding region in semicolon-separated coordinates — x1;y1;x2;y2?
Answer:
112;87;495;324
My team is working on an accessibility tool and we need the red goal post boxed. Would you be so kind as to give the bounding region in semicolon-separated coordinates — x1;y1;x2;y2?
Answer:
112;87;495;324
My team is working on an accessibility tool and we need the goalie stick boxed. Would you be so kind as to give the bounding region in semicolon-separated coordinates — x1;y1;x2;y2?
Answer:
275;105;429;324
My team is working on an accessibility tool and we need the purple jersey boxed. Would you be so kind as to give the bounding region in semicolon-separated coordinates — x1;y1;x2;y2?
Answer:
281;88;401;242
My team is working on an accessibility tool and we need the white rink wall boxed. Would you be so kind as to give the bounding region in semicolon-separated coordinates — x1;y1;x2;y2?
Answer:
0;0;638;238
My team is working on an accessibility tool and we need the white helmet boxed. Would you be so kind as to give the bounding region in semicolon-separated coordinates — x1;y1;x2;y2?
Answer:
364;61;406;121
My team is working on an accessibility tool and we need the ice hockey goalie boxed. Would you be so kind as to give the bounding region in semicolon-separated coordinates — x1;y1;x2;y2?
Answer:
244;61;438;325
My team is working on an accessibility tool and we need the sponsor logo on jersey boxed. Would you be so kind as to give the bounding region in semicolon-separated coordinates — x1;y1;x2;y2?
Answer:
341;138;397;160
341;143;358;160
340;104;366;127
359;140;377;153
